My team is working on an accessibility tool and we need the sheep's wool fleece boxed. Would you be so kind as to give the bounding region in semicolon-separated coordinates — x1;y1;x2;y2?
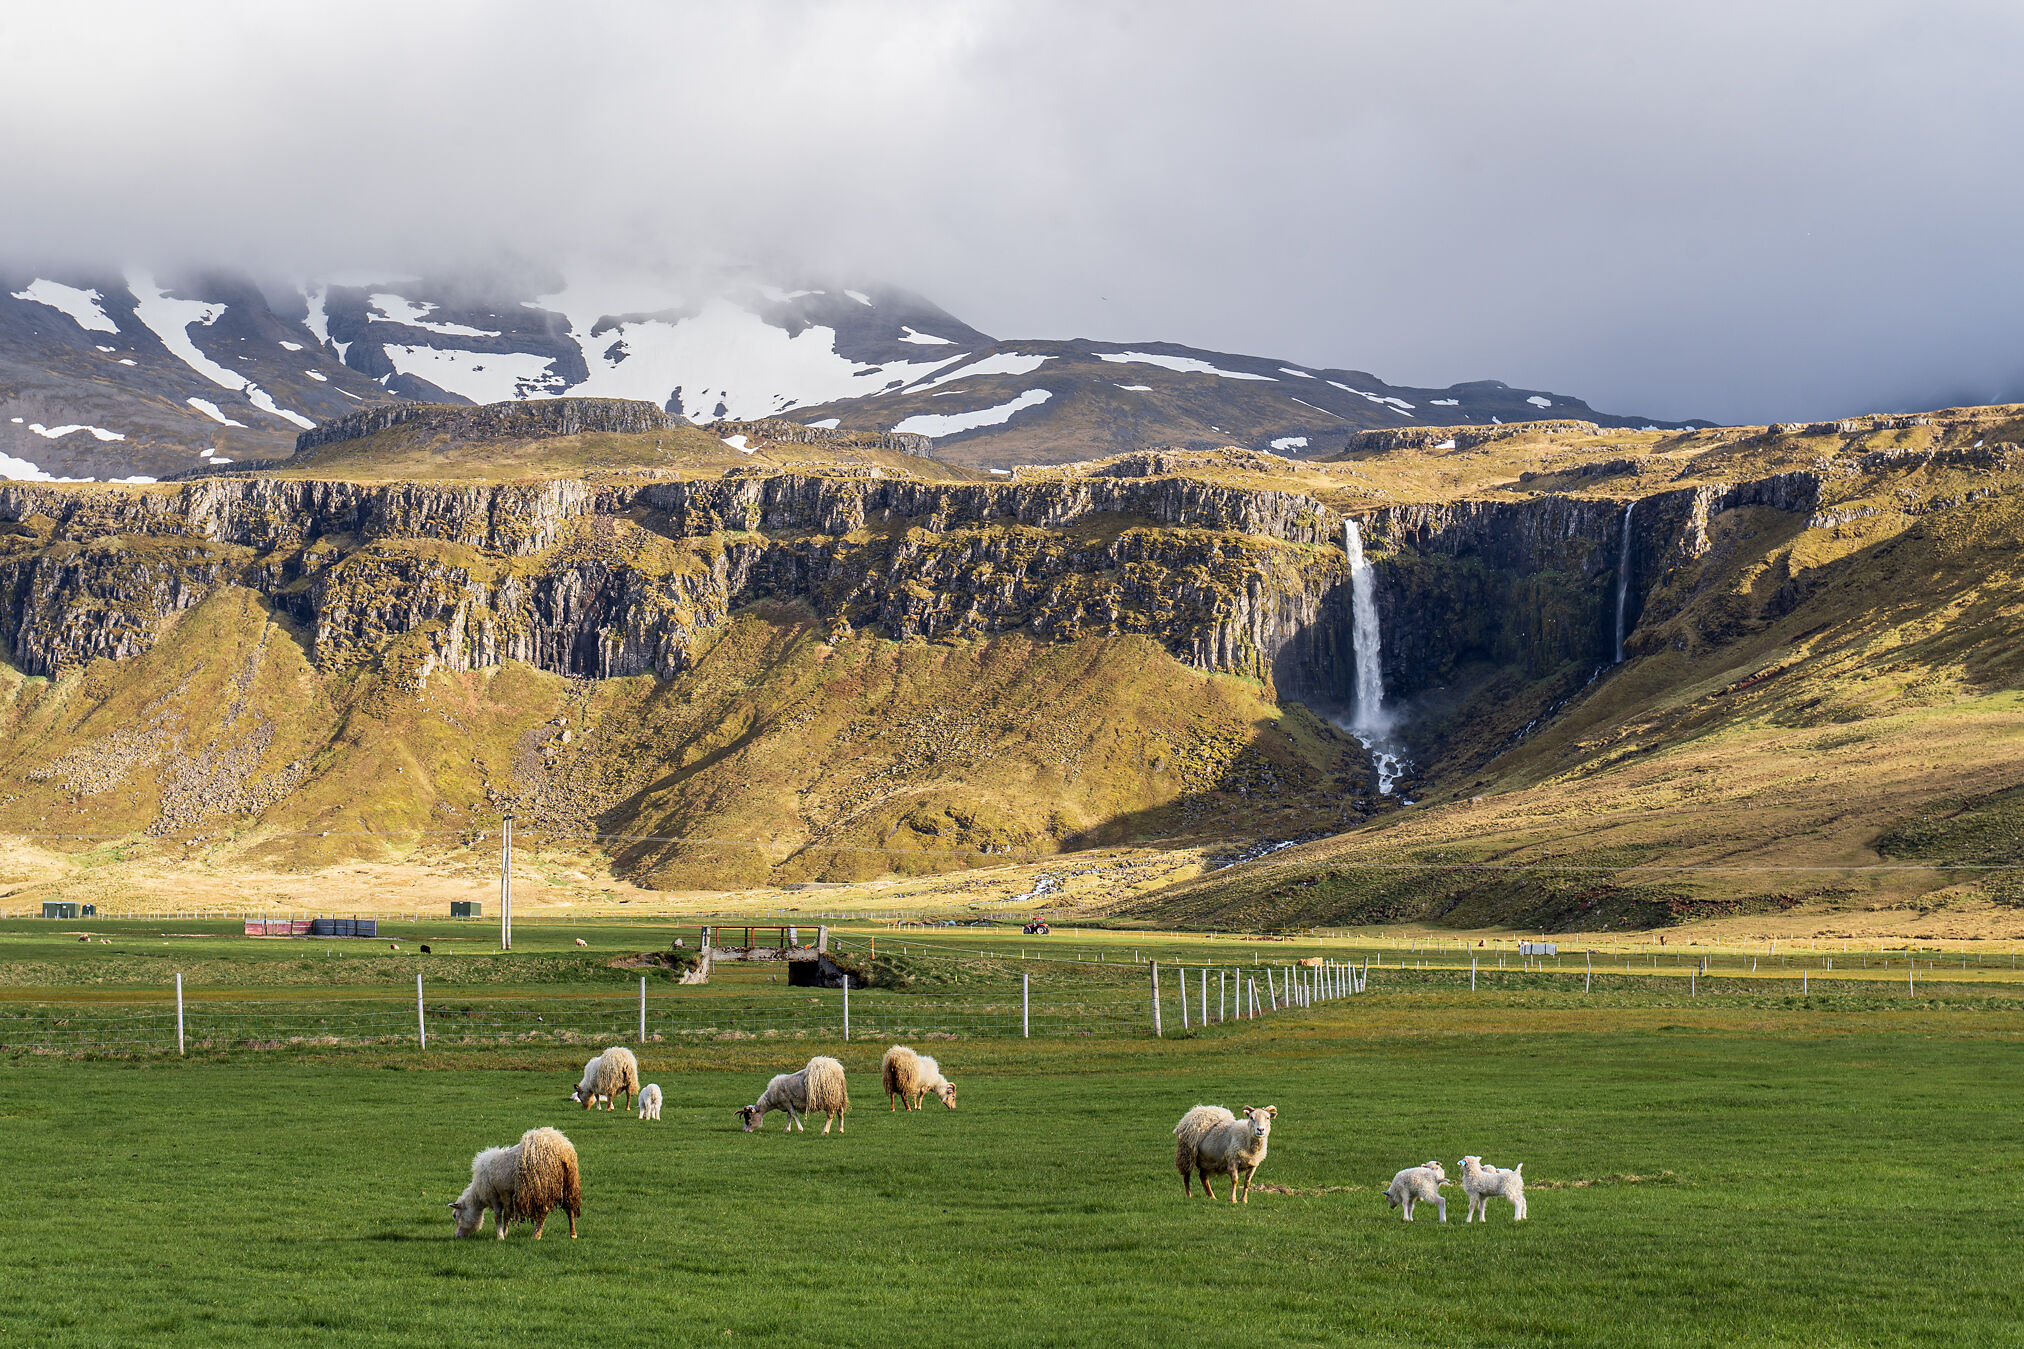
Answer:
510;1128;581;1224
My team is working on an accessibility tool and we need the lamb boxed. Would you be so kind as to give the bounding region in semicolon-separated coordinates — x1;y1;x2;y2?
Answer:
1385;1160;1449;1222
737;1055;850;1134
1173;1104;1276;1203
1458;1155;1527;1222
448;1126;581;1240
880;1045;957;1112
570;1046;640;1112
638;1083;662;1121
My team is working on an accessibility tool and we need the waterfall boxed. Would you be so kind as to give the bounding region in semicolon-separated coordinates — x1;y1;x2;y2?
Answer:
1343;521;1404;796
1613;500;1636;664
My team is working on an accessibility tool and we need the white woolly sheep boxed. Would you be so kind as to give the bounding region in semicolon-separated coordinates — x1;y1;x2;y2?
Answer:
1459;1155;1527;1222
1385;1161;1449;1222
880;1045;957;1112
1173;1104;1276;1203
570;1046;640;1112
638;1083;662;1121
449;1126;581;1240
738;1055;849;1134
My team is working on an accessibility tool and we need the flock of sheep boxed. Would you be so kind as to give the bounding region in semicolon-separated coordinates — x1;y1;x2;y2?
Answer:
449;1044;1526;1238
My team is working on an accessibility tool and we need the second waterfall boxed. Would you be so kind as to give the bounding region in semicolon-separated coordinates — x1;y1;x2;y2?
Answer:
1343;520;1405;796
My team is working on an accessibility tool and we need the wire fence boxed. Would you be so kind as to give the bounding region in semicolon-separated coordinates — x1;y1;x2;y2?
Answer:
4;940;2021;1057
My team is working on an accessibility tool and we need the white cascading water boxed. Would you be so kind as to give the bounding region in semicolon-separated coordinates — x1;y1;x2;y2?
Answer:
1343;521;1404;795
1613;499;1636;664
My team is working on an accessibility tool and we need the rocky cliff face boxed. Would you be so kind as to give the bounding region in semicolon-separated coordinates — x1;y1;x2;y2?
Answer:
0;472;1350;688
0;467;1826;733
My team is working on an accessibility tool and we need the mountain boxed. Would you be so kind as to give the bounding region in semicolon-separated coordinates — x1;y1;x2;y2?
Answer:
0;399;2017;933
1;265;1701;480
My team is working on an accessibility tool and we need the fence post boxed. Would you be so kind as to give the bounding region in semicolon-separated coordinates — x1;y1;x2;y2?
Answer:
1022;972;1030;1038
640;976;647;1042
1179;967;1190;1030
1691;969;1696;997
1471;957;1477;992
176;973;185;1056
1803;970;1808;994
1266;968;1277;1009
416;971;427;1049
1149;961;1163;1036
842;976;850;1041
1586;952;1592;994
1200;967;1208;1026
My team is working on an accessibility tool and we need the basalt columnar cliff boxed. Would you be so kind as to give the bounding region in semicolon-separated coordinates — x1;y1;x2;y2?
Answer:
2;399;2021;925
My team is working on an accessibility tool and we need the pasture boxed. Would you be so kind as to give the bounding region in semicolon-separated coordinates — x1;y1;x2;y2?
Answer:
3;929;2022;1347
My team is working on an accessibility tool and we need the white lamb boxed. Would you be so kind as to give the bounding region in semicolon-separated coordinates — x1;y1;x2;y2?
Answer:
1459;1155;1527;1222
738;1055;850;1134
570;1046;640;1112
638;1083;662;1121
1173;1104;1276;1203
1385;1160;1449;1222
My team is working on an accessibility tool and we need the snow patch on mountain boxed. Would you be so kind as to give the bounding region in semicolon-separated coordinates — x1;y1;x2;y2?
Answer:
1098;352;1275;381
367;294;502;338
534;290;964;421
1269;435;1308;451
126;271;318;429
894;389;1052;438
1527;395;1553;407
905;351;1050;393
11;279;120;333
187;397;245;427
383;345;566;404
899;326;955;345
28;423;125;442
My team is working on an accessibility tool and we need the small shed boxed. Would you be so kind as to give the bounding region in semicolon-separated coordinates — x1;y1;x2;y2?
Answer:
41;901;88;919
1519;942;1558;956
451;901;482;917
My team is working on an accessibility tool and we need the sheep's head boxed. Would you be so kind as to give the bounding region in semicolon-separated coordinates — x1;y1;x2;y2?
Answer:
1240;1105;1277;1138
1423;1160;1447;1182
449;1196;484;1238
736;1105;763;1132
933;1082;957;1110
1458;1155;1483;1175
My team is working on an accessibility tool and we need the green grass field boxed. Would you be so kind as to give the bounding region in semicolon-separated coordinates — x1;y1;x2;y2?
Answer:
3;917;2022;1347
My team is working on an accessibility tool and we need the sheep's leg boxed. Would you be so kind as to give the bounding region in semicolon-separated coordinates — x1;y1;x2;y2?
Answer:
568;1208;578;1239
1201;1169;1218;1201
1402;1195;1413;1221
1437;1196;1447;1223
493;1205;508;1240
533;1211;547;1240
1235;1167;1250;1204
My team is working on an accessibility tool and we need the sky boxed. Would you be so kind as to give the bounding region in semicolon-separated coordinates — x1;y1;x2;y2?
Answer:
4;0;2022;424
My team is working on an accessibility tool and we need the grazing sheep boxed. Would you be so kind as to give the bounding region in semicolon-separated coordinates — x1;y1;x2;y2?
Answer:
570;1046;640;1112
1173;1104;1277;1203
638;1083;662;1121
575;938;588;947
449;1126;581;1240
881;1045;957;1112
737;1055;850;1134
1459;1155;1527;1222
1385;1161;1449;1222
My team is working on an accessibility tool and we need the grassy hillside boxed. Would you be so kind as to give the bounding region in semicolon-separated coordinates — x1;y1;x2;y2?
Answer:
0;590;1355;906
1124;426;2024;935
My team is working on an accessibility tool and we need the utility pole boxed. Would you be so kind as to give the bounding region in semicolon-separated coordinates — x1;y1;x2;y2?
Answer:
500;813;515;951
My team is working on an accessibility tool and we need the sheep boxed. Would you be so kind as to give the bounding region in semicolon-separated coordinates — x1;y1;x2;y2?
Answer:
448;1126;581;1240
574;938;587;947
1385;1161;1449;1222
1458;1155;1527;1222
1173;1104;1276;1203
570;1046;640;1112
737;1055;849;1134
880;1045;957;1112
638;1083;662;1121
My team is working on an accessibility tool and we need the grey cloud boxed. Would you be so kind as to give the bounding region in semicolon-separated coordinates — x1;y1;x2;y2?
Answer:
3;0;2019;423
